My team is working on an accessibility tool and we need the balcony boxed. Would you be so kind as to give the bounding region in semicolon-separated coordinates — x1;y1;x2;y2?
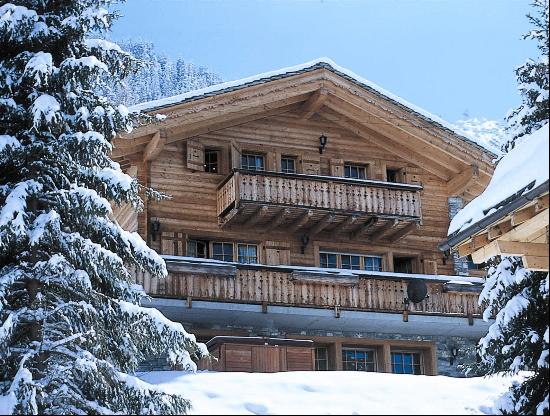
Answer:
135;257;483;319
217;170;423;240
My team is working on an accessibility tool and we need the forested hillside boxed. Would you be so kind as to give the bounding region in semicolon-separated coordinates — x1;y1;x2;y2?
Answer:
109;39;223;106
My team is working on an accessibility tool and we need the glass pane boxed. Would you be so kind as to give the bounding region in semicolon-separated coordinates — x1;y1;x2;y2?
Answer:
366;363;375;372
213;243;223;256
187;241;197;257
255;156;264;170
341;255;351;269
358;168;366;179
223;244;233;258
351;256;361;269
413;354;421;365
404;354;412;366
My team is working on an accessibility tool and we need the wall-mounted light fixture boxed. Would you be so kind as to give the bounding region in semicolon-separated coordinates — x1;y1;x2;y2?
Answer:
300;234;310;254
442;249;451;265
151;219;161;242
449;346;459;365
319;134;328;154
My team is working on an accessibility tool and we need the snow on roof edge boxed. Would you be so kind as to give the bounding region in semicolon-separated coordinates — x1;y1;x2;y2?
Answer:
447;123;550;237
129;57;496;155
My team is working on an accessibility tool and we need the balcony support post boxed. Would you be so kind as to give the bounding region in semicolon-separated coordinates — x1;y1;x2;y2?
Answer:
288;209;314;233
350;217;378;240
371;219;400;242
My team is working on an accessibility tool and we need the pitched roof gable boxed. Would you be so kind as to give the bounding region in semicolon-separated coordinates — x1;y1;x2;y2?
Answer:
130;57;495;156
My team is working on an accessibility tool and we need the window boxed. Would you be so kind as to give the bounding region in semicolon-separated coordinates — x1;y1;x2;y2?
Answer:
204;149;219;173
281;157;296;174
386;168;402;183
341;255;361;270
391;351;423;375
394;256;415;274
212;242;234;262
319;252;383;271
187;239;208;258
342;348;376;372
241;153;265;171
315;347;329;371
344;163;367;180
466;255;486;270
320;253;337;268
364;256;383;272
237;244;258;264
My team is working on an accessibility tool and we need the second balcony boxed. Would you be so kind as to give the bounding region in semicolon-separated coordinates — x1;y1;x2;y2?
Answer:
217;169;423;241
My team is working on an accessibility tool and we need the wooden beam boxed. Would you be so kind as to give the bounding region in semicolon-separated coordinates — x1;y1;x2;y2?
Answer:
488;220;513;241
535;193;549;212
387;221;420;242
447;164;480;196
503;208;549;242
143;131;166;162
340;215;359;231
324;96;466;174
370;219;400;242
287;209;314;233
471;240;548;263
299;88;329;119
496;241;548;257
457;233;490;258
243;205;269;227
318;109;453;181
522;255;549;271
512;205;537;226
350;217;378;240
265;208;290;232
307;213;335;237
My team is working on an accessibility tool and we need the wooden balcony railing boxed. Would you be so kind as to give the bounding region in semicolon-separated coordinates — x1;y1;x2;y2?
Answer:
135;260;482;318
217;169;423;219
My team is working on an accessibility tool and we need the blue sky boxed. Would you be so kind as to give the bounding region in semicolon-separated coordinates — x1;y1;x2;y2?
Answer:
110;0;537;123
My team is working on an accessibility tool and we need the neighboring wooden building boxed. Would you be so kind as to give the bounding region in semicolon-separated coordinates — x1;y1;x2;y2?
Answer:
441;124;549;271
112;59;497;376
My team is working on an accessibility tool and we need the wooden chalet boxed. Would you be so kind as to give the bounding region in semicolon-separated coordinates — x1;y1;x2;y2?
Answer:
112;58;497;376
441;124;549;272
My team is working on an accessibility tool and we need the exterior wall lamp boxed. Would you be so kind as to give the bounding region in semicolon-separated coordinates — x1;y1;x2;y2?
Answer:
449;346;459;365
300;234;310;254
151;219;161;242
319;134;328;154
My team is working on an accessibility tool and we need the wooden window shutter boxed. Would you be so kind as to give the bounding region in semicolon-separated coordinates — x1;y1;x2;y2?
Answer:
329;158;344;177
423;259;438;275
264;241;291;265
186;139;204;171
230;141;241;169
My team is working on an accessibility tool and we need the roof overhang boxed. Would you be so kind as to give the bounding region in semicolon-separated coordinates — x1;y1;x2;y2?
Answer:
113;60;496;194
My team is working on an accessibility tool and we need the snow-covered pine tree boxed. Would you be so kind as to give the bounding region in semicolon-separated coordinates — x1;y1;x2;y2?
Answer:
477;257;549;414
473;2;549;414
504;0;549;151
0;1;207;414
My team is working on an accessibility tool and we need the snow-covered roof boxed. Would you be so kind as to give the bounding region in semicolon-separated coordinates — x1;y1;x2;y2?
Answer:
162;255;484;284
448;124;549;237
130;58;495;155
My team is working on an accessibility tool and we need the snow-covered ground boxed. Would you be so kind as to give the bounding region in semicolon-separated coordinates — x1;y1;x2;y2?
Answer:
138;370;521;415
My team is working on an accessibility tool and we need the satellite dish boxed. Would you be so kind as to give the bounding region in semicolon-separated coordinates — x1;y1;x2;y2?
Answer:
407;280;428;304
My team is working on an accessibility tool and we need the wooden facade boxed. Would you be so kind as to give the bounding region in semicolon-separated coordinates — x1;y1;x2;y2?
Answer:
113;60;496;374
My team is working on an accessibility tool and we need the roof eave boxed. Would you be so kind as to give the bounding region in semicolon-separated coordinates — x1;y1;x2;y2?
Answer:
439;180;550;252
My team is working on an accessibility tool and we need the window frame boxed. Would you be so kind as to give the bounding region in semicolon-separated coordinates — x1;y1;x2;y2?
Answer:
344;162;368;180
204;148;220;174
386;167;403;183
281;156;297;174
390;350;423;375
342;347;377;372
237;243;258;264
314;346;329;371
241;153;265;171
211;241;235;262
187;239;209;259
319;251;384;272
